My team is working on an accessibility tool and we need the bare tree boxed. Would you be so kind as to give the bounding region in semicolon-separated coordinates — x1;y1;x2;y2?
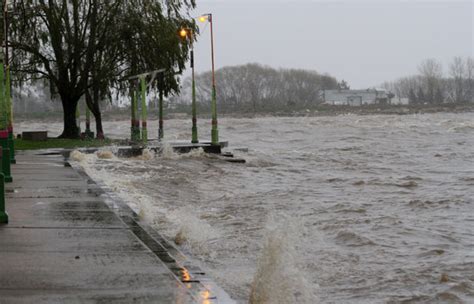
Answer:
418;59;443;104
466;57;474;102
177;63;339;113
449;56;466;103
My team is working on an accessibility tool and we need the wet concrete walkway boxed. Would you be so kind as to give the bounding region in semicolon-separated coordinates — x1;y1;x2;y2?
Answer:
0;152;229;303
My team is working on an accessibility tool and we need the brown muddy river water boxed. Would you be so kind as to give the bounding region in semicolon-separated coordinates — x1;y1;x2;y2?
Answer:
18;113;474;303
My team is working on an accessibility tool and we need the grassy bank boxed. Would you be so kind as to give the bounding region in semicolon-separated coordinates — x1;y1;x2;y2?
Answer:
14;138;122;151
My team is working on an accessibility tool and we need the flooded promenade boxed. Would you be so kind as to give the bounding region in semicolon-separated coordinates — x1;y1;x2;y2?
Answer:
0;151;232;303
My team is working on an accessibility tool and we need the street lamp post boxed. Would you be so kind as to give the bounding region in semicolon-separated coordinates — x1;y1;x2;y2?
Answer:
179;27;198;144
199;13;218;145
140;76;147;143
129;81;140;141
190;45;198;143
0;53;12;183
158;89;164;141
3;0;15;164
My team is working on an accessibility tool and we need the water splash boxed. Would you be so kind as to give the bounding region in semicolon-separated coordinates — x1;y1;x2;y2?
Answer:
250;215;316;304
168;207;220;252
96;150;115;159
182;147;206;158
161;142;180;159
134;148;155;161
70;150;86;162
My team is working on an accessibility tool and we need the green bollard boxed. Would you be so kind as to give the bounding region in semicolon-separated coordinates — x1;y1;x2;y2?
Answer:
0;147;8;224
5;66;15;164
140;77;147;143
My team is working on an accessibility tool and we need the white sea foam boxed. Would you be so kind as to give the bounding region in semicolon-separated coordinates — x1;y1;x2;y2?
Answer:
161;142;180;159
250;215;316;304
70;150;86;162
96;150;115;159
72;152;219;254
182;147;206;158
168;207;220;251
134;148;155;161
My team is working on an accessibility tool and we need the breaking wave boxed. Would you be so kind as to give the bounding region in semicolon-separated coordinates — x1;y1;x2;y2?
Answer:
169;208;220;251
70;150;86;162
133;148;155;161
250;215;317;304
96;150;115;159
160;143;180;159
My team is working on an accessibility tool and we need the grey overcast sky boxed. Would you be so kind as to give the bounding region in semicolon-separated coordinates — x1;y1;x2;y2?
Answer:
190;0;473;89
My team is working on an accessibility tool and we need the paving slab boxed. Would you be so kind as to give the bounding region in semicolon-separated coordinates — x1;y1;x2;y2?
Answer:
9;180;90;189
0;288;195;304
4;209;127;228
0;228;145;253
8;200;111;211
6;187;103;199
0;251;176;290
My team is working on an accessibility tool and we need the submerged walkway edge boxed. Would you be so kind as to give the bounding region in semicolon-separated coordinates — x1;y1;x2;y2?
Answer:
0;150;234;304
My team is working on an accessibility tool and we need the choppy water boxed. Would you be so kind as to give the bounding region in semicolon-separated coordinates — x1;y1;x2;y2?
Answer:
18;113;474;303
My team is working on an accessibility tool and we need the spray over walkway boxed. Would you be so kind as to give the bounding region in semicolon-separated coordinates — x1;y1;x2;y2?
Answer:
0;151;234;303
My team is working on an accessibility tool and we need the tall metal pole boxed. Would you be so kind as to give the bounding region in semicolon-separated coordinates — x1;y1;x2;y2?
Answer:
0;147;8;224
134;84;140;140
209;14;218;145
191;42;198;143
140;76;147;143
158;89;163;141
4;0;14;164
130;84;135;140
0;55;12;183
130;82;140;141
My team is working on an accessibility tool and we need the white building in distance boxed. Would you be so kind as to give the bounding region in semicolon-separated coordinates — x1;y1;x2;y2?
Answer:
323;89;393;106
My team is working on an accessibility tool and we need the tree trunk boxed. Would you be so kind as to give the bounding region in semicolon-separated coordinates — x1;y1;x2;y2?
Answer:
85;88;105;139
58;97;80;139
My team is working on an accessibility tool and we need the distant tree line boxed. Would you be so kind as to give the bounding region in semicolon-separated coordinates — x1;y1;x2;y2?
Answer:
171;63;340;113
382;57;474;105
